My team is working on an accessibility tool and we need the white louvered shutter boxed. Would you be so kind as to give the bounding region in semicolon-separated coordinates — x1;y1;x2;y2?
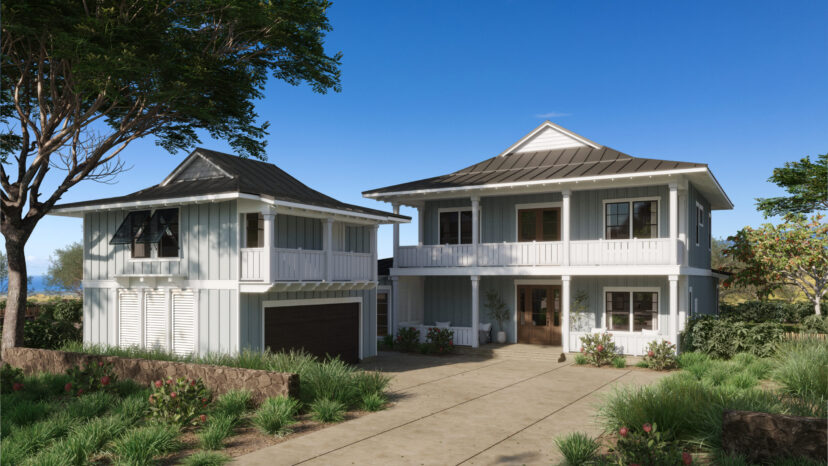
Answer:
144;290;169;351
118;290;141;348
171;291;195;356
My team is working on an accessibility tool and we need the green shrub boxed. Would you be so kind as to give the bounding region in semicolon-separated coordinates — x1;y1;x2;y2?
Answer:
682;315;783;358
353;371;391;399
109;424;181;466
64;360;119;396
719;300;812;324
612;357;627;368
578;332;619;367
182;451;232;466
310;398;346;423
574;354;588;365
1;364;24;394
22;298;83;349
381;335;394;349
360;392;387;412
213;389;253;420
425;327;455;354
394;327;420;352
801;314;828;333
553;432;599;465
253;396;299;435
772;337;828;414
199;413;236;450
643;340;677;371
148;377;212;426
611;423;687;465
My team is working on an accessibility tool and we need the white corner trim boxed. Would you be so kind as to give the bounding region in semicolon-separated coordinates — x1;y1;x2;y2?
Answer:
261;297;364;360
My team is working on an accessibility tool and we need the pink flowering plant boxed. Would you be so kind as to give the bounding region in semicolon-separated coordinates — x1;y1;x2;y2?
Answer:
65;360;118;396
425;327;455;354
148;376;212;425
1;364;24;394
579;332;619;367
642;340;677;371
612;422;692;465
395;326;421;352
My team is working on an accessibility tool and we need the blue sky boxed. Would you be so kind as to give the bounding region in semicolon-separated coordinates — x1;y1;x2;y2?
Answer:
28;0;827;274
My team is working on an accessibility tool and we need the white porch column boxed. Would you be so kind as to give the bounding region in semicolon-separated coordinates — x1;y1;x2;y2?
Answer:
390;276;399;337
669;183;678;265
562;190;571;266
392;203;401;261
471;196;480;266
262;209;275;283
678;189;687;265
471;275;480;347
678;276;688;332
324;218;334;282
417;205;424;247
562;275;571;352
669;274;679;347
371;224;379;282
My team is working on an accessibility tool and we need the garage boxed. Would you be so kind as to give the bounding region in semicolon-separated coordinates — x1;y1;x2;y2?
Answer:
264;300;361;364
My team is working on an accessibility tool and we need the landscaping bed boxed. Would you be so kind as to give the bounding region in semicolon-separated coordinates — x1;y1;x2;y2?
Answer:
1;345;391;465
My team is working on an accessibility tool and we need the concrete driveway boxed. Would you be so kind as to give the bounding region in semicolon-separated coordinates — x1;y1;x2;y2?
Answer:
235;351;666;465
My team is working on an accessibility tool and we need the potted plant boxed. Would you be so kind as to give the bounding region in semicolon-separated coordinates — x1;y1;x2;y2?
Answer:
485;289;510;343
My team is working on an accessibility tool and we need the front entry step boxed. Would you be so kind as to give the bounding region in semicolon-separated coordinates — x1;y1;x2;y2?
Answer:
455;343;565;361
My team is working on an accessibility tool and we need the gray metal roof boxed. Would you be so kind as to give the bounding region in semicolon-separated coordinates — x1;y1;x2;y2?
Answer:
363;146;706;196
54;149;409;221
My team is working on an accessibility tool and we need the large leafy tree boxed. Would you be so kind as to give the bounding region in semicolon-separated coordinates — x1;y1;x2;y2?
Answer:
724;215;828;315
46;242;83;296
756;153;827;217
0;0;341;349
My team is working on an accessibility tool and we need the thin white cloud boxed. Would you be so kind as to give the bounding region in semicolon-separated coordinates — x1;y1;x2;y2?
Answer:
535;111;571;118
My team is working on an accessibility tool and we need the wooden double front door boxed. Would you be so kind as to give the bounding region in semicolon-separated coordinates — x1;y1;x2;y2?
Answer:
517;285;562;346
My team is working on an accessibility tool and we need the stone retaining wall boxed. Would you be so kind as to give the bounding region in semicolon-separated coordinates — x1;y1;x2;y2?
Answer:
722;410;827;463
2;347;298;403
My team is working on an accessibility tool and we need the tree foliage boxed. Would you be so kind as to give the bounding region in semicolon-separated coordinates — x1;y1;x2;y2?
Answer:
756;153;828;218
723;215;828;315
0;0;341;348
46;241;82;295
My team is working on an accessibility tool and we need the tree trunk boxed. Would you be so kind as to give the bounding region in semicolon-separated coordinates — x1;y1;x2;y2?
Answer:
815;297;821;316
1;232;30;351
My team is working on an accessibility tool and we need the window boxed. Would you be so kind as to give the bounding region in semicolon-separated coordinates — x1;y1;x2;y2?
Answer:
245;213;264;248
696;203;704;246
708;211;712;251
111;208;179;259
377;292;389;337
518;208;560;242
439;209;473;244
605;290;659;332
605;200;658;239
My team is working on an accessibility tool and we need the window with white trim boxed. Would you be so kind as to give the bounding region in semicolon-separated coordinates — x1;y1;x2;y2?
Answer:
112;208;180;259
708;211;712;251
605;290;658;332
439;209;473;244
696;203;704;246
605;200;658;239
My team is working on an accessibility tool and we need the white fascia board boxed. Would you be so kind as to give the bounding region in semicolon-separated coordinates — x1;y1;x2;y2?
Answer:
49;192;244;217
261;198;410;225
388;265;683;277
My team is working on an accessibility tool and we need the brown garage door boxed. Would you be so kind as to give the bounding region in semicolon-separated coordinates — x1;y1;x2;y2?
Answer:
264;302;360;364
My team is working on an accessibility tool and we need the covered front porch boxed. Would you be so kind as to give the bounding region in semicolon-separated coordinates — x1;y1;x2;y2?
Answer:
390;274;686;355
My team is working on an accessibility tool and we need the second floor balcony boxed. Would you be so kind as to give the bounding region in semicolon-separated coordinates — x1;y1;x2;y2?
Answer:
240;247;374;282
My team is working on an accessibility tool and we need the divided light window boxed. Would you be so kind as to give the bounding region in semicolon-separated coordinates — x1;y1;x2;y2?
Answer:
605;200;658;239
605;291;658;332
518;208;560;242
111;209;179;259
439;210;473;245
377;292;389;337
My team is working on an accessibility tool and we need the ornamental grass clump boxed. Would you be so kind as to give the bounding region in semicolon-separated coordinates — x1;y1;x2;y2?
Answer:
213;389;253;421
310;398;346;423
579;333;619;367
612;356;627;368
108;424;181;465
181;451;232;466
360;392;387;412
772;337;828;415
148;377;212;426
553;432;600;465
198;413;236;450
643;340;677;371
253;396;299;436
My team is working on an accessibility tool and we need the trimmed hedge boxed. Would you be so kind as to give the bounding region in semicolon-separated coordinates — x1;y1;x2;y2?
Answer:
681;316;784;359
718;301;813;324
0;299;82;349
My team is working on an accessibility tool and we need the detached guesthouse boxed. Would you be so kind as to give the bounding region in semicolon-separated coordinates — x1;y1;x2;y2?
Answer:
50;149;409;362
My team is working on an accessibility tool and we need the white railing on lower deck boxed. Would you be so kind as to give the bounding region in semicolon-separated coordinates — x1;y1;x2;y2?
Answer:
240;248;264;280
332;252;373;281
569;238;672;266
401;324;476;346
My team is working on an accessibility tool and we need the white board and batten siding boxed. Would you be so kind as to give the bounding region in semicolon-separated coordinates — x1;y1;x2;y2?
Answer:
512;125;588;153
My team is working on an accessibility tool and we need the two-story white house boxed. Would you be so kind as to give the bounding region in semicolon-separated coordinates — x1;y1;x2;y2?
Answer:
363;122;732;355
50;149;408;363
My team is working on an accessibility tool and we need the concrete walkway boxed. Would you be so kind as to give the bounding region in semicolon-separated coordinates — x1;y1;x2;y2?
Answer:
235;351;666;465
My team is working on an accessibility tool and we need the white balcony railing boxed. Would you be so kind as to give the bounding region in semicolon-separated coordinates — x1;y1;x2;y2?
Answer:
396;238;675;268
239;248;373;282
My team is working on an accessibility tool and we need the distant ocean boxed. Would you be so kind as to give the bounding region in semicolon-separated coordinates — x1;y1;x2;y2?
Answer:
1;275;70;295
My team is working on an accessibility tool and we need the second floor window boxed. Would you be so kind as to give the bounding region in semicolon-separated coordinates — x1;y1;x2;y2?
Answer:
605;200;658;239
245;213;264;247
439;210;473;244
696;203;705;246
111;208;179;259
518;208;560;242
